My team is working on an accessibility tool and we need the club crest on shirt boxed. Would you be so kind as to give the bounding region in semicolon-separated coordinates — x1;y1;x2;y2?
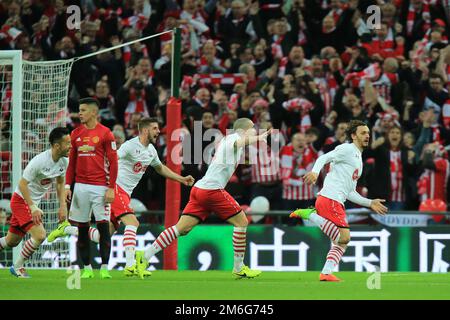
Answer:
92;136;100;144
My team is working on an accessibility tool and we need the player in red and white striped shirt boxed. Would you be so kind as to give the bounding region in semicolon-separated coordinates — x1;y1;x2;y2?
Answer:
64;97;118;279
280;133;318;213
0;127;70;278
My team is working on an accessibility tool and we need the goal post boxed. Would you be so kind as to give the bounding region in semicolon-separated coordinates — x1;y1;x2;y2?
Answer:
0;50;22;263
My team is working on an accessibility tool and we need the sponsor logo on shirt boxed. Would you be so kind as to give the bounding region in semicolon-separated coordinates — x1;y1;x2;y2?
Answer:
352;169;359;181
40;178;52;185
133;162;148;173
78;145;95;153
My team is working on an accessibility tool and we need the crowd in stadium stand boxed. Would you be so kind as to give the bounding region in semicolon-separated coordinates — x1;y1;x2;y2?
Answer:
1;0;450;224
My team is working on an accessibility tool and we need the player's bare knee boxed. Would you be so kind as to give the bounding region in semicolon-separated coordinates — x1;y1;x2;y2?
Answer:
34;232;46;244
236;216;248;228
178;225;193;236
338;235;351;245
129;219;139;228
6;237;21;247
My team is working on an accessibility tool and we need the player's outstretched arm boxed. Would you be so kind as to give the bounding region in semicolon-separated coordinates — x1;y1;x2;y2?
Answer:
154;164;195;186
235;129;272;148
56;176;68;222
348;190;388;215
18;178;43;225
308;149;337;176
370;199;388;215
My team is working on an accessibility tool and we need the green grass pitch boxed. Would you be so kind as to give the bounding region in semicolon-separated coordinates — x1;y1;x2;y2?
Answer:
1;270;449;300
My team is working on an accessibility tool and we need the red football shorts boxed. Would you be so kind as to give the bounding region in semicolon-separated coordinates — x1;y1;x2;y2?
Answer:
315;195;349;228
110;185;134;230
9;193;34;236
182;187;242;222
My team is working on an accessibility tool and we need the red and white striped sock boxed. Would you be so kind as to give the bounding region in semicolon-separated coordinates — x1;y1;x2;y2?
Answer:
145;226;179;261
123;225;137;267
0;237;9;250
309;212;341;243
89;227;100;243
14;238;40;269
322;244;346;275
233;227;247;272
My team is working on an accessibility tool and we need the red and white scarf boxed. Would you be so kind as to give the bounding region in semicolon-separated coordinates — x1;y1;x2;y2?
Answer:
124;90;149;127
406;0;431;36
122;44;148;65
345;63;382;86
121;14;148;31
196;73;245;86
282;98;314;133
271;34;285;60
0;25;22;46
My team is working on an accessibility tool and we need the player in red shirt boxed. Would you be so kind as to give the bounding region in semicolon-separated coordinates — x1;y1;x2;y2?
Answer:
64;97;118;279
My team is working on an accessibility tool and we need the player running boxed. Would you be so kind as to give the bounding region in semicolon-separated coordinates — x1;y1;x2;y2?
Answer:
138;118;270;278
0;127;70;278
63;97;118;279
290;120;388;281
48;118;195;278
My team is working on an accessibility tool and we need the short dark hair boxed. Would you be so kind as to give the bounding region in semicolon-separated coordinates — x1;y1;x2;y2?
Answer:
305;127;320;137
49;127;69;146
346;120;368;141
429;73;444;82
79;97;100;108
138;118;159;132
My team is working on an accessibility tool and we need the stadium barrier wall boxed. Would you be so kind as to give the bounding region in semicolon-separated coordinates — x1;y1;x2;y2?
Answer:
57;225;450;272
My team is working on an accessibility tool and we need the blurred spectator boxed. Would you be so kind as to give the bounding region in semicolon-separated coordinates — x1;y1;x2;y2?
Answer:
417;143;449;217
280;132;318;220
2;0;450;214
366;125;418;210
113;129;126;150
248;120;282;210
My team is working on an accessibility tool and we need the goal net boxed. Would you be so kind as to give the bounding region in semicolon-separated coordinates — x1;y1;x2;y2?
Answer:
1;29;176;269
0;52;74;268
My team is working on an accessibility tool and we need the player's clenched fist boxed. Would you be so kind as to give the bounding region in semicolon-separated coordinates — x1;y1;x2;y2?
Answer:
303;172;319;185
182;175;195;186
105;188;115;203
370;199;388;215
